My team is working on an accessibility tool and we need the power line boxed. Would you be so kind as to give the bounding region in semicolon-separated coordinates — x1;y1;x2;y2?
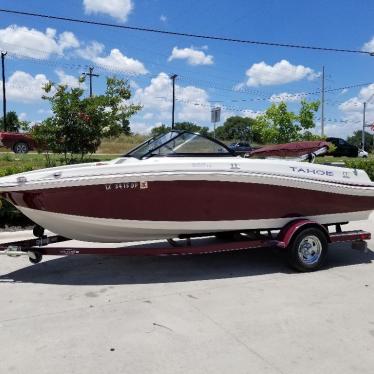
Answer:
2;39;372;99
0;8;372;55
155;96;362;124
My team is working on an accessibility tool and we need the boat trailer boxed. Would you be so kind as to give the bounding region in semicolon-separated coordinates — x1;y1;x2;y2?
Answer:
0;219;371;271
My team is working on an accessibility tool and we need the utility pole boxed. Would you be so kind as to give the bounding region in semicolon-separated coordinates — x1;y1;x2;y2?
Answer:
170;74;178;129
362;102;366;150
362;93;374;151
83;66;99;97
1;51;7;131
320;65;325;136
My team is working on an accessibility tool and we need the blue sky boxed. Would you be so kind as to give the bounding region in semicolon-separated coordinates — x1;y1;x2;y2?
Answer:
0;0;374;137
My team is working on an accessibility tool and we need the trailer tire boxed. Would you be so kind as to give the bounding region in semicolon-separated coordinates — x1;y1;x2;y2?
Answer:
287;227;328;272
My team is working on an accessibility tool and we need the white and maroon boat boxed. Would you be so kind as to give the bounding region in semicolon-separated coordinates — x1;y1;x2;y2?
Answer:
0;130;374;243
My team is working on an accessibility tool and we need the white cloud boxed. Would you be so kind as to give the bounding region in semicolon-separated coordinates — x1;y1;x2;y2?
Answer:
94;49;148;75
55;69;86;89
324;122;362;138
130;122;153;134
0;25;79;59
83;0;133;22
269;92;305;103
339;84;374;125
160;15;167;22
77;43;148;75
133;73;173;114
37;108;53;115
143;112;154;120
18;112;27;121
245;59;317;87
0;71;49;103
362;36;374;53
133;72;210;123
76;41;105;60
176;85;210;121
168;46;214;66
57;31;80;52
233;82;245;92
241;109;264;119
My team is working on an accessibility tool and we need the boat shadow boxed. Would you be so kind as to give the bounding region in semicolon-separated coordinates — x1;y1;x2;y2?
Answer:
1;242;374;285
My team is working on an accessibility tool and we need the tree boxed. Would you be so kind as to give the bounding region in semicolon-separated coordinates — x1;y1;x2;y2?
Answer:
0;111;30;132
150;122;209;138
255;100;320;144
174;122;209;136
32;76;141;162
347;130;374;152
215;116;256;142
150;124;171;137
299;100;320;131
256;102;298;143
121;118;132;135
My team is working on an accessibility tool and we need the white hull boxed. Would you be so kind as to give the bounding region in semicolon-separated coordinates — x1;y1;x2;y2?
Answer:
18;206;372;243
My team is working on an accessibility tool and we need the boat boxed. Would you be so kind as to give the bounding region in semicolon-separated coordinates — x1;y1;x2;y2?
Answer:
0;130;374;243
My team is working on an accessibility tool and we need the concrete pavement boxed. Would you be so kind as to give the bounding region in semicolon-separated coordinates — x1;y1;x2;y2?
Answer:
0;216;374;374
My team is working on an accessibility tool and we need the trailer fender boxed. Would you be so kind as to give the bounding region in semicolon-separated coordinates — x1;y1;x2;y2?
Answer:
277;219;330;248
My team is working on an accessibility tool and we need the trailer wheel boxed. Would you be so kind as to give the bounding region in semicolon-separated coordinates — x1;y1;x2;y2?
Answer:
29;252;43;264
287;227;328;272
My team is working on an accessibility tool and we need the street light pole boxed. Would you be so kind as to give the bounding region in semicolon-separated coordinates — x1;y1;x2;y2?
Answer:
1;51;7;131
362;102;366;150
320;65;325;136
170;74;177;129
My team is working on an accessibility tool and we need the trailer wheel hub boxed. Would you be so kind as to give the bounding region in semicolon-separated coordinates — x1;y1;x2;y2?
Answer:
298;235;322;265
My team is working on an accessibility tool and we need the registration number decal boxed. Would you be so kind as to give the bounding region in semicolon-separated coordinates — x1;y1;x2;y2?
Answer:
105;182;148;191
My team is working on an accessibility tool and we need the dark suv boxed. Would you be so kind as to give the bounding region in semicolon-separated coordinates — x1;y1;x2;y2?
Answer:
326;137;358;157
229;142;252;155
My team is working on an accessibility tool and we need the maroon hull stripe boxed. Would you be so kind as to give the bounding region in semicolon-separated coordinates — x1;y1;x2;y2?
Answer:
4;181;374;221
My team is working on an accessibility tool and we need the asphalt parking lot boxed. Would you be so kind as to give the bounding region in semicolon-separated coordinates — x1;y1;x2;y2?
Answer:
1;216;374;374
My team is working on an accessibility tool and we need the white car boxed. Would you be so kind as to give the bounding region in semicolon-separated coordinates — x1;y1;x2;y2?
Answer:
359;149;369;158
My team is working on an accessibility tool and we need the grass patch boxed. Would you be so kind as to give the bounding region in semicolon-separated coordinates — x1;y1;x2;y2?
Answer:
98;134;147;154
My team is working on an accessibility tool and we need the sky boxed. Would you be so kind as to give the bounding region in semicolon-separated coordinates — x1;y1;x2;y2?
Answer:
0;0;374;137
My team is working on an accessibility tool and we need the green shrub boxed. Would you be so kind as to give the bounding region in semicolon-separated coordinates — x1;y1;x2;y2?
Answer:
0;165;36;227
344;159;374;181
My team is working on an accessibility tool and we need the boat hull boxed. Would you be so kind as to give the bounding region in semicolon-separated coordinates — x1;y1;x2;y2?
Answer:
4;178;374;242
15;205;372;243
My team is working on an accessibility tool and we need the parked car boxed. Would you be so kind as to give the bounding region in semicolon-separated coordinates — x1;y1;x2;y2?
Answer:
326;137;359;157
358;149;369;158
229;141;252;155
0;132;36;153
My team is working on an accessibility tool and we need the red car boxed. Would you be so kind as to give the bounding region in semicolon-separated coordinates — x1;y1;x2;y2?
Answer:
0;132;36;153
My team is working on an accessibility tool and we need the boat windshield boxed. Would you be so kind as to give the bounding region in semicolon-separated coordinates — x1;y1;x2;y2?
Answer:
125;131;234;159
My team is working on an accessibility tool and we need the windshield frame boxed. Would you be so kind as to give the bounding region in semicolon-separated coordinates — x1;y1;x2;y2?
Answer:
123;130;236;159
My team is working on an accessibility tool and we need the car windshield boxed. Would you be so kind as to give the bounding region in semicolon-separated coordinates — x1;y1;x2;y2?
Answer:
124;131;233;159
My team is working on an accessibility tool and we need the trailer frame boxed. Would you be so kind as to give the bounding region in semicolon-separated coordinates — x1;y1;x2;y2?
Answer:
0;219;371;271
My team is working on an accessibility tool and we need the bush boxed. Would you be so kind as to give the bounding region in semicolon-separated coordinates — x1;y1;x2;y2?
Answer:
0;165;36;227
344;159;374;181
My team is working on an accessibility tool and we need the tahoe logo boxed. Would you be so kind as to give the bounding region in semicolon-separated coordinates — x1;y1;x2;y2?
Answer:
289;166;334;176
